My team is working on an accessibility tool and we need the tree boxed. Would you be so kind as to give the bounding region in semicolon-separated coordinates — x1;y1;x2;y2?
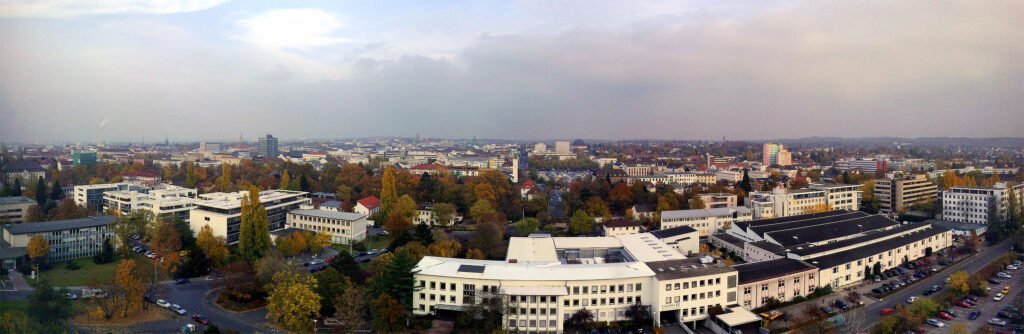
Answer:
266;271;320;333
279;169;292;190
217;163;233;191
909;297;941;316
584;197;611;220
50;179;63;201
371;247;418;309
329;251;364;284
370;293;406;333
566;308;595;333
465;248;486;260
690;195;706;209
797;303;832;334
413;223;434;245
93;238;115;264
569;210;595;235
113;259;145;318
380;166;398;215
393;194;418;221
238;186;272;262
333;277;367;332
948;270;970;296
468;221;505;259
469;199;500;224
27;234;49;264
23;204;44;223
310;231;333;254
313;267;344;317
514;217;540;236
34;176;47;206
196;225;229;266
384;212;413;237
428;239;462;257
739;169;753;193
12;178;22;196
873;262;882;276
625;302;651;330
27;279;71;326
256;251;298;285
150;219;182;272
430;203;456;227
299;173;311;192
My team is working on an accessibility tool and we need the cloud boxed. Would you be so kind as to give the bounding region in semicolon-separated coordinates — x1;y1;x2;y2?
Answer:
0;0;228;18
234;8;354;50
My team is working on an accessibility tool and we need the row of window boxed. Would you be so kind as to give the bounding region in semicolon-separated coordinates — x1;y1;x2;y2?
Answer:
563;295;641;307
571;283;641;295
664;277;721;291
665;290;722;304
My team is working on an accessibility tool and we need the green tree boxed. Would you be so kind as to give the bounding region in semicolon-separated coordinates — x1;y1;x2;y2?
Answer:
266;271;320;333
469;199;500;224
431;203;456;227
34;176;47;206
380;166;398;215
909;297;940;316
12;178;22;196
27;280;71;326
371;248;418;310
172;217;196;249
872;262;882;276
329;250;365;284
569;210;595;235
50;179;63;201
514;217;540;236
313;267;344;317
184;163;197;188
238;186;272;262
217;163;233;191
393;194;418;221
739;169;753;193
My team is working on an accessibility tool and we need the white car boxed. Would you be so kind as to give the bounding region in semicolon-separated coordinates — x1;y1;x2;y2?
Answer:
310;259;324;266
994;293;1004;301
906;296;919;304
996;272;1012;279
1008;265;1019;270
926;318;944;327
988;318;1007;326
156;299;171;308
170;304;187;315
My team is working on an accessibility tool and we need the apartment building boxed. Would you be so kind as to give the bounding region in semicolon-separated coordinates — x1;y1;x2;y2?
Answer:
735;258;818;310
715;170;743;183
835;158;884;174
189;190;310;244
0;196;35;224
258;134;279;158
762;143;792;166
414;204;462;226
103;185;197;222
697;193;738;209
660;207;753;237
1;160;46;186
601;219;642;237
874;174;938;213
664;172;716;186
746;187;827;219
2;216;116;262
74;183;146;212
942;182;1024;224
808;183;863;212
413;233;749;332
286;209;367;245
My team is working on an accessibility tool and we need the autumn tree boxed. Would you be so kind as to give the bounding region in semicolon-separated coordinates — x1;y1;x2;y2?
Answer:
380;166;398;215
569;210;595;235
468;221;505;259
196;225;229;266
266;271;320;333
217;163;233;191
428;239;462;257
393;194;418;221
113;259;145;318
469;199;500;224
690;195;706;210
333;277;367;332
279;169;292;190
238;186;271;262
150;218;182;272
948;270;970;296
513;217;540;236
431;203;457;227
370;293;406;333
384;212;413;237
27;234;49;264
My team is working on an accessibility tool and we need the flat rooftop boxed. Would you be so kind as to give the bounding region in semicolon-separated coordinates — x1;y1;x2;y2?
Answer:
748;211;870;236
290;209;366;221
787;221;932;256
765;215;899;247
805;225;949;269
645;258;735;280
195;190;308;209
5;216;115;234
650;225;698;239
661;207;751;220
0;196;34;205
735;210;854;231
415;256;657;281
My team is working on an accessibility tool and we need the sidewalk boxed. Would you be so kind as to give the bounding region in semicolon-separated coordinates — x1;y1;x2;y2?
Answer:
8;271;33;291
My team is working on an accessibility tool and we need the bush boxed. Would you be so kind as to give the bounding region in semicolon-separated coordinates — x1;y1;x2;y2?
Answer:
64;262;81;270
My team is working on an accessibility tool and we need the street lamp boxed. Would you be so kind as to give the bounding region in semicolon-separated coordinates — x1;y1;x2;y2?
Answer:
313;319;318;333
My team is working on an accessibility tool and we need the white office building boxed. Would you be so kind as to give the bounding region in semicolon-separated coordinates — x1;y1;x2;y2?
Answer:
103;185;197;222
74;183;146;212
189;190;310;244
286;208;368;245
660;207;753;237
942;182;1024;224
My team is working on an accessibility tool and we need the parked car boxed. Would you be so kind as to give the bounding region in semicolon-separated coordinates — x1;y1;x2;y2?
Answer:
881;308;896;316
990;318;1008;327
175;278;190;285
938;312;953;320
997;310;1012;319
834;300;849;310
872;288;884;294
170;304;187;315
192;314;210;325
874;275;882;282
310;259;324;266
65;293;78;300
994;293;1005;301
997;271;1012;279
990;278;1004;285
955;300;972;308
156;299;171;308
926;318;944;328
969;311;981;320
1007;264;1019;270
966;295;979;302
942;309;957;318
907;296;919;304
1001;286;1011;294
820;306;836;315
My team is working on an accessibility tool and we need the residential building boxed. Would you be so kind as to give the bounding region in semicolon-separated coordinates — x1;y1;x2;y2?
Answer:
2;216;116;262
745;187;828;219
601;219;642;237
762;143;792;166
102;185;197;221
72;150;97;166
554;141;571;154
835;158;885;174
414;204;461;226
354;196;381;216
735;258;818;310
942;182;1024;224
189;190;310;244
660;207;753;237
874;174;938;213
1;160;46;185
0;196;35;224
286;208;368;245
412;233;747;332
258;134;279;158
808;183;863;212
715;170;743;183
631;204;657;221
697;193;738;209
74;183;145;213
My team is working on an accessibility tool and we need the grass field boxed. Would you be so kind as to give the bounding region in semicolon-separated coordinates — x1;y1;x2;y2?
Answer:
39;253;171;287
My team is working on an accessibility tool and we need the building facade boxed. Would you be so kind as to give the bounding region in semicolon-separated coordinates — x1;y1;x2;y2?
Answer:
697;193;738;209
746;188;827;219
0;196;35;224
103;185;197;222
660;207;753;237
735;258;818;310
1;161;46;186
942;182;1024;224
74;183;145;213
286;209;368;245
2;216;116;262
189;190;310;244
258;134;279;158
762;143;792;166
874;174;938;213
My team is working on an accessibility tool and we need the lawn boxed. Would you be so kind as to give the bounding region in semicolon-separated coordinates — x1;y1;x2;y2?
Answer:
38;253;170;287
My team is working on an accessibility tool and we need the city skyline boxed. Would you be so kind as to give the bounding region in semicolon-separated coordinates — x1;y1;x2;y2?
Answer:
1;1;1022;143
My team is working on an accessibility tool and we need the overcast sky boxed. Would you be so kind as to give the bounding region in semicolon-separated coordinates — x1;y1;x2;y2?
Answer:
1;1;1021;144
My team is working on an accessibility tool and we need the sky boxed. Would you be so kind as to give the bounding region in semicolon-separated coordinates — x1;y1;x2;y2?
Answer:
0;0;1021;144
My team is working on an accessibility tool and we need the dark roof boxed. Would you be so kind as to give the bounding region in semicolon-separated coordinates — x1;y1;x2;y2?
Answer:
0;239;26;259
787;221;932;256
748;211;870;236
1;160;45;173
710;233;747;249
735;210;854;231
735;258;818;284
0;196;34;205
645;258;736;280
633;203;656;213
748;240;786;255
4;216;115;234
603;219;640;229
650;225;698;239
765;215;900;247
458;264;485;273
805;225;949;269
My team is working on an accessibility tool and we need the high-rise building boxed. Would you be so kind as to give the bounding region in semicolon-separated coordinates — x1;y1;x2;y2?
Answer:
258;134;279;158
554;140;571;154
762;143;792;166
874;174;938;213
199;142;222;153
942;182;1024;224
72;150;97;166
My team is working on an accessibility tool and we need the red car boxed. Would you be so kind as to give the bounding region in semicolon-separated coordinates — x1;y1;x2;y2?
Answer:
192;314;210;325
881;308;896;316
938;312;954;320
955;300;973;308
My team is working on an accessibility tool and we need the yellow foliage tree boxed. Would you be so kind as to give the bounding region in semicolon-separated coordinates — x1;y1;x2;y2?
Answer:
196;225;229;265
266;271;320;333
26;234;49;264
428;239;462;258
948;271;970;296
114;259;145;318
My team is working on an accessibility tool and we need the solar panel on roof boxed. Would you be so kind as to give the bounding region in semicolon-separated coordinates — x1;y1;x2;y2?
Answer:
457;264;485;273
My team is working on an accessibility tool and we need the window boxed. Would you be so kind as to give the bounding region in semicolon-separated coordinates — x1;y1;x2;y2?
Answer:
636;283;642;291
583;286;588;294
